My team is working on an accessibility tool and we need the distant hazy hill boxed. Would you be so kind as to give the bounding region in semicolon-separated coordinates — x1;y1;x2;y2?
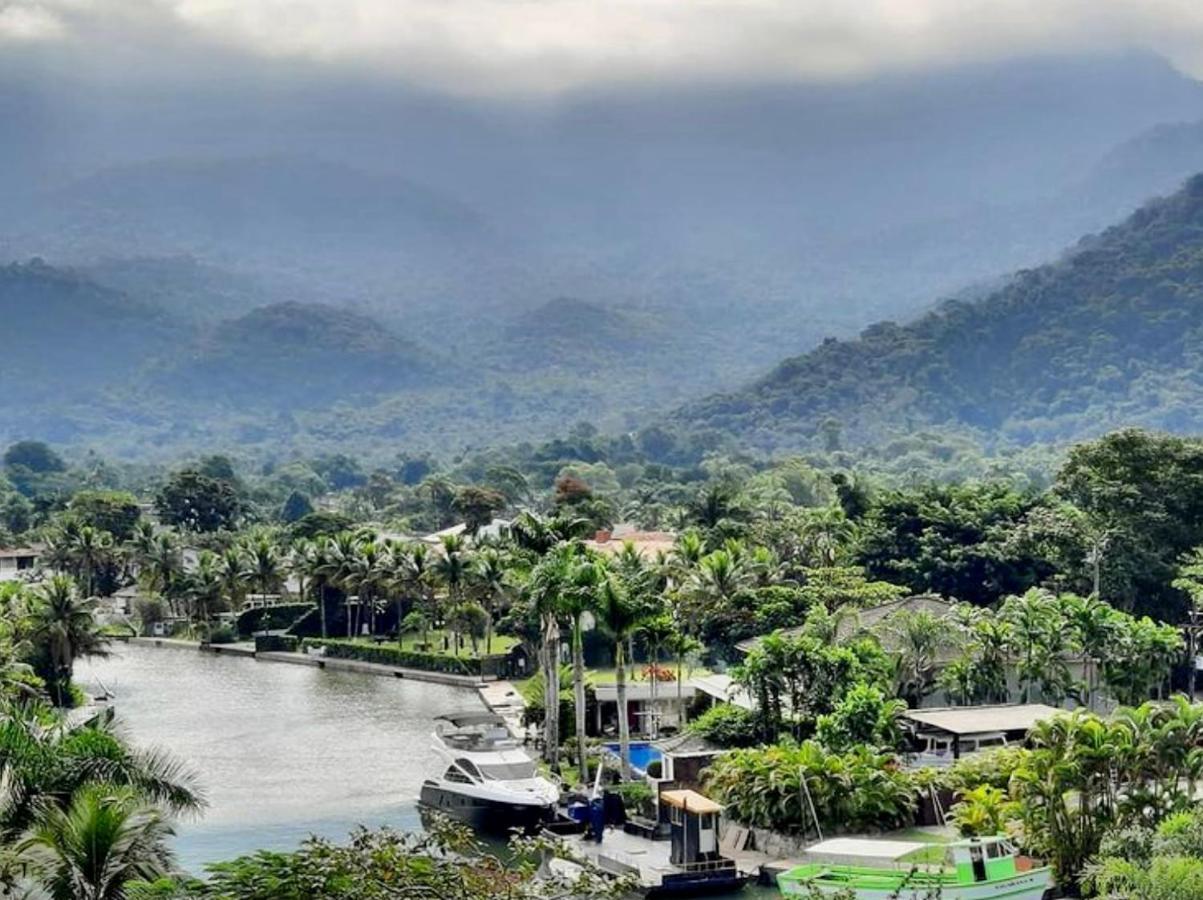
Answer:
0;260;182;404
17;157;491;268
157;302;443;408
491;298;656;371
675;173;1203;453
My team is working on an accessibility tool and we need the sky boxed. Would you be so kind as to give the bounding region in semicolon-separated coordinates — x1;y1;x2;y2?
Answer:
4;0;1203;96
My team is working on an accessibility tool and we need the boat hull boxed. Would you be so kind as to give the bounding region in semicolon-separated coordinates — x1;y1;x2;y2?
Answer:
778;867;1053;900
419;781;556;833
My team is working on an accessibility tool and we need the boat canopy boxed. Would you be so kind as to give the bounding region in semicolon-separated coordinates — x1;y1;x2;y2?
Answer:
802;838;928;863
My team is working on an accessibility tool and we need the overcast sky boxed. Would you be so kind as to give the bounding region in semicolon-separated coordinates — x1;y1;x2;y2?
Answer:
2;0;1203;96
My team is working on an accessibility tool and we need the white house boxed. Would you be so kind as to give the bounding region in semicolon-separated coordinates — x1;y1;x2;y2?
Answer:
0;546;41;582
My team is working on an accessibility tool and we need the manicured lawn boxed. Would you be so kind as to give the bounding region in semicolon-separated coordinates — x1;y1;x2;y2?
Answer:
348;630;519;659
514;664;712;692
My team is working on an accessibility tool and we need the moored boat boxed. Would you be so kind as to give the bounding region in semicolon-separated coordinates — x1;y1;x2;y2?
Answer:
777;835;1052;900
418;711;559;833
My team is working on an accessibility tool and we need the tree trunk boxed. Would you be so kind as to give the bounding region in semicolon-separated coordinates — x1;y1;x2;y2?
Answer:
649;643;659;739
485;601;494;656
677;653;686;725
573;615;588;784
616;639;632;781
543;616;560;767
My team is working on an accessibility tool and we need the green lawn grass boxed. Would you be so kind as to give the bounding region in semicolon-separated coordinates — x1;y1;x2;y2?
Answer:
347;630;519;660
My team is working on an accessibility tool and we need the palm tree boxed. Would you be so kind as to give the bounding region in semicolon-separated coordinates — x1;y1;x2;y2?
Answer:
639;613;675;738
395;542;436;650
67;527;116;600
594;574;644;781
888;609;952;707
560;552;602;782
524;545;573;767
320;532;362;638
470;547;511;656
290;539;327;638
1061;593;1116;710
27;576;108;707
216;547;248;615
186;551;225;640
0;705;204;843
798;506;856;567
139;534;183;617
433;535;471;652
346;540;387;637
16;786;176;900
242;536;283;600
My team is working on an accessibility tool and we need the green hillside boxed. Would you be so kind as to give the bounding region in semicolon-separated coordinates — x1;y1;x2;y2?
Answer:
675;173;1203;454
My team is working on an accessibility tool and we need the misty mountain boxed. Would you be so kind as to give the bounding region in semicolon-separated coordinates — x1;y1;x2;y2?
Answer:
3;53;1202;356
153;302;444;410
0;260;183;405
674;173;1203;454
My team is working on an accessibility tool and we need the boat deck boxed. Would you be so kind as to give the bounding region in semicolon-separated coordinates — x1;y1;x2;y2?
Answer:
556;827;758;888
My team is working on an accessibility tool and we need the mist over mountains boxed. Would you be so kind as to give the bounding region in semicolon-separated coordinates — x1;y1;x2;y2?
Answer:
3;51;1203;460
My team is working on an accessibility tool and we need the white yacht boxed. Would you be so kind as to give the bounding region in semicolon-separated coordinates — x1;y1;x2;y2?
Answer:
419;711;559;832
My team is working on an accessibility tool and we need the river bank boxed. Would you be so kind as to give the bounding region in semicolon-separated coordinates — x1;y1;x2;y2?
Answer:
130;635;488;688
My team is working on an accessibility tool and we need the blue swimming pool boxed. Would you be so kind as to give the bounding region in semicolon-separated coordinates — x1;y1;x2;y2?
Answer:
603;741;661;774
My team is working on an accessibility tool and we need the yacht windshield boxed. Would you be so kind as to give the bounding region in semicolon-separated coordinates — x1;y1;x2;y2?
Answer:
479;761;537;781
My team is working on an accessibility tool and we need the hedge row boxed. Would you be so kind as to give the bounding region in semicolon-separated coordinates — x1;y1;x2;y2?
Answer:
299;638;487;676
237;603;314;637
255;634;300;653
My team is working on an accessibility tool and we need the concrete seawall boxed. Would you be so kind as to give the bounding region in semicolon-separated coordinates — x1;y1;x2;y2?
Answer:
129;636;486;689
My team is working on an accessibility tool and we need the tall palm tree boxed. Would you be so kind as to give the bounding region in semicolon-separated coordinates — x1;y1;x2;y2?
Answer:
241;537;283;600
395;542;436;649
798;506;856;568
470;547;511;656
433;534;471;653
67;527;115;600
139;534;183;617
524;545;573;767
888;609;952;707
594;574;643;781
16;787;175;900
639;612;675;738
1061;593;1116;710
561;553;602;782
320;532;361;638
346;540;387;637
27;576;108;707
216;548;248;614
186;552;226;640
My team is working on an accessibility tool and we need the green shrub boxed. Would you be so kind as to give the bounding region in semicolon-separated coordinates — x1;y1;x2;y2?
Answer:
611;781;654;817
237;603;314;637
208;624;237;644
705;740;919;834
300;638;486;676
687;704;761;748
815;683;906;752
940;745;1028;793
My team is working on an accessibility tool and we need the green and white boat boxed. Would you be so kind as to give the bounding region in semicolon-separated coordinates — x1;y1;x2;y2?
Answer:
777;835;1052;900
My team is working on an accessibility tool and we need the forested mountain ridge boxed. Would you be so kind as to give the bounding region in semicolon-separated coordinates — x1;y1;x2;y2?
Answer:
675;173;1203;453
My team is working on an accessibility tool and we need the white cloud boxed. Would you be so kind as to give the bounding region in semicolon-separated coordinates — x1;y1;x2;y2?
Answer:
0;2;63;41
9;0;1203;93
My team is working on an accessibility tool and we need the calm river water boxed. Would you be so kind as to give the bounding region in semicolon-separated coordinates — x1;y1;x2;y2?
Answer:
80;643;482;873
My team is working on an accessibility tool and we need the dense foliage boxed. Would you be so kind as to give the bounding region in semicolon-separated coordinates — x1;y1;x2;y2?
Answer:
676;174;1203;456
